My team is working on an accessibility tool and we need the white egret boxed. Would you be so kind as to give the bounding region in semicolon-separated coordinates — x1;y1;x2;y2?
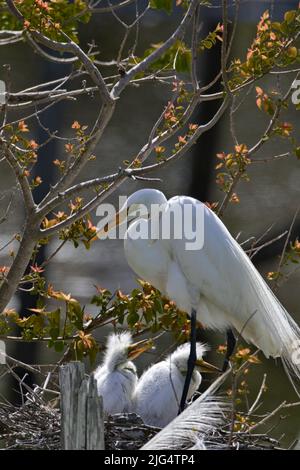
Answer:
142;369;229;450
101;189;300;392
94;332;150;415
133;342;220;428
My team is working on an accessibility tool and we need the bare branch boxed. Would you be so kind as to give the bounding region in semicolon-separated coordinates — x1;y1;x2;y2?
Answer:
218;74;299;218
0;141;35;212
110;0;198;99
39;97;229;236
31;31;112;105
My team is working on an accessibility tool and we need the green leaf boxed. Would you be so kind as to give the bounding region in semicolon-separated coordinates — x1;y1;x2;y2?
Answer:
175;48;192;72
143;308;154;323
127;310;139;327
140;40;191;74
284;10;297;24
49;327;60;340
131;288;142;298
68;301;84;329
0;0;91;42
150;0;173;14
54;340;65;353
47;308;61;332
91;294;102;306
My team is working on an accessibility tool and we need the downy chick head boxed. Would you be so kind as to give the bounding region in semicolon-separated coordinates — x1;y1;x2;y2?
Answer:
103;331;151;374
169;342;220;387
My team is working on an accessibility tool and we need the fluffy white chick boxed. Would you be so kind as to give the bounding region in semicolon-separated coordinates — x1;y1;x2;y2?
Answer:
134;342;219;428
94;332;149;415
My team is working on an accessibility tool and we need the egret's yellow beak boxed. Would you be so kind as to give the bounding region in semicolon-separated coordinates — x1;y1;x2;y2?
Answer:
127;338;153;360
97;208;127;238
195;358;221;374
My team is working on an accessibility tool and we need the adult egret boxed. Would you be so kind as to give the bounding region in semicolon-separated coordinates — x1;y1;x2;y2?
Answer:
133;342;220;428
94;332;150;415
100;189;300;394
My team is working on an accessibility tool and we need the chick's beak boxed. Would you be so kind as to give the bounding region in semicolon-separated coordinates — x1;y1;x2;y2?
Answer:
195;358;222;374
127;339;153;360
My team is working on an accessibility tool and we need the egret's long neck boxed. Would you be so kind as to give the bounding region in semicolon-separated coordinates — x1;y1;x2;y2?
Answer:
105;353;128;371
124;217;170;294
127;212;162;242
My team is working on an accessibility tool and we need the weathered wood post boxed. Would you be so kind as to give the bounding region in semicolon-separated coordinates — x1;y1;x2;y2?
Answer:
59;361;104;450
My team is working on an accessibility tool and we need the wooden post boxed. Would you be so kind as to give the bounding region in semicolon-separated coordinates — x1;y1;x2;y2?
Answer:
59;361;104;450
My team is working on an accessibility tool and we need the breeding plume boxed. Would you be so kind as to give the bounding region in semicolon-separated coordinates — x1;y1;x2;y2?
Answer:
133;342;219;428
94;332;150;415
101;189;300;390
188;437;207;450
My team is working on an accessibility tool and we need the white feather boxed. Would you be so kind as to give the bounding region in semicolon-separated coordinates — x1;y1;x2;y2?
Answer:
122;190;300;393
133;342;207;428
94;332;137;415
142;370;230;450
188;437;207;450
103;331;132;371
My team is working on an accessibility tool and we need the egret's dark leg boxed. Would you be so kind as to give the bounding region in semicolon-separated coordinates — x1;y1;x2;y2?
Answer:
222;329;236;372
178;308;197;414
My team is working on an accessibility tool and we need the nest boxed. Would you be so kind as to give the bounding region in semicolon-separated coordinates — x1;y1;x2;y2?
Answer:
192;428;281;451
0;360;293;450
0;398;282;450
0;400;61;450
0;396;159;450
105;414;159;450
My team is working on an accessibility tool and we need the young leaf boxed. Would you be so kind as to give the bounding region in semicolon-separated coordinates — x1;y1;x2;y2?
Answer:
150;0;173;14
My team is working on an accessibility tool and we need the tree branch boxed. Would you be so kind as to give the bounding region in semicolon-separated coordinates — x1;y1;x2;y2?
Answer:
39;97;229;236
110;0;198;99
0;141;36;213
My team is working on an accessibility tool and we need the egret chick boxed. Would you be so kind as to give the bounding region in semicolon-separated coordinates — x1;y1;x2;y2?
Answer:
134;342;219;428
142;370;230;450
94;332;150;415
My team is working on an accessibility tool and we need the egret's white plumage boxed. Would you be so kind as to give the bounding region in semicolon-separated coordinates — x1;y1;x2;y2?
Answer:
94;332;138;415
142;369;230;450
105;189;300;389
134;342;210;428
188;437;207;450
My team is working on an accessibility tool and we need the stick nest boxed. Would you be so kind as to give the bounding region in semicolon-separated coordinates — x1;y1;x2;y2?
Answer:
0;397;282;450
